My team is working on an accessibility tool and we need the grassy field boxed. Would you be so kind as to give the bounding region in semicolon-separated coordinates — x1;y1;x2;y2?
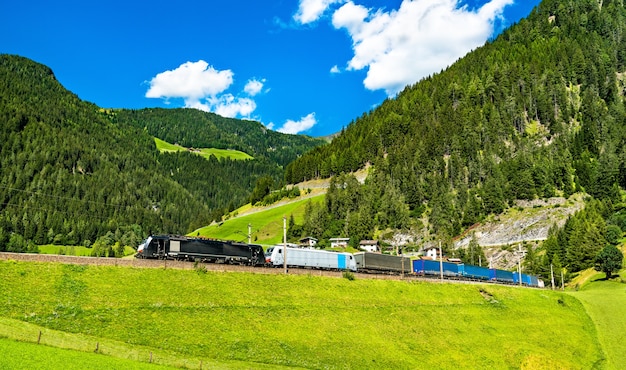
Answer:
192;195;324;246
0;260;604;369
154;137;253;161
0;337;174;370
38;245;135;257
568;264;626;370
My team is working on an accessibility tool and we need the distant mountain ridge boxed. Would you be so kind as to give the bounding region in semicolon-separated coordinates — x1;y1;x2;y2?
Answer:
114;108;326;167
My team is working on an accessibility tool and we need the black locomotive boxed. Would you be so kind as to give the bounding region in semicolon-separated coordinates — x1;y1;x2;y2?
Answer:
136;235;265;266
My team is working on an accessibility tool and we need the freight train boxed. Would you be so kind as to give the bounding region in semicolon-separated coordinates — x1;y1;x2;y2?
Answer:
136;235;544;287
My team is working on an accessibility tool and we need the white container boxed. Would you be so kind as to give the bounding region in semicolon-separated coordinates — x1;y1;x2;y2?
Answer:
270;246;356;271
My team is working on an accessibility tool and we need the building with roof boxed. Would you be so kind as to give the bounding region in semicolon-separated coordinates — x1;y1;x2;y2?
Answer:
359;240;380;253
329;237;350;249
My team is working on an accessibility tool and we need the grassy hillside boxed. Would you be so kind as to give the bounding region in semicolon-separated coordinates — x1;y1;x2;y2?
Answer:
568;248;626;370
154;137;253;161
0;260;604;369
37;245;135;257
192;195;324;245
0;337;174;370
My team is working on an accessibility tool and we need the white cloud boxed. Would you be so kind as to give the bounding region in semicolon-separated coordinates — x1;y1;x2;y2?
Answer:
146;60;265;119
330;65;341;74
294;0;345;24
244;79;265;96
146;60;233;103
277;113;318;134
332;0;513;95
210;95;257;118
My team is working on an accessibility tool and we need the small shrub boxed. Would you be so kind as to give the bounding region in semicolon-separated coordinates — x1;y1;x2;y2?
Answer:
194;262;207;274
342;271;355;281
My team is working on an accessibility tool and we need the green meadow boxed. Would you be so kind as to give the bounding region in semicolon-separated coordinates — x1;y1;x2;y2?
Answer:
193;195;324;246
0;337;174;370
37;245;135;257
569;270;626;370
154;137;253;161
0;260;604;369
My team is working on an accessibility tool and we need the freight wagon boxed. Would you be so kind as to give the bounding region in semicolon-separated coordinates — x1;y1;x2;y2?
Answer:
269;246;357;271
354;252;412;274
136;235;265;266
461;264;492;281
413;259;460;277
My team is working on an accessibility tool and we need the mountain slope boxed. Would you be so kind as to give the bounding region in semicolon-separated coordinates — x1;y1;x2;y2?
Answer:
114;107;326;167
0;55;213;248
285;0;626;246
0;54;322;250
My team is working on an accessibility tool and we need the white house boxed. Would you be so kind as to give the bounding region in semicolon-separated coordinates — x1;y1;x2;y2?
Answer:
421;246;441;260
359;240;380;253
299;237;318;248
329;237;350;249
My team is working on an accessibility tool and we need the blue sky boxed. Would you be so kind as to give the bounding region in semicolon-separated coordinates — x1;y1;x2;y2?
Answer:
1;0;541;137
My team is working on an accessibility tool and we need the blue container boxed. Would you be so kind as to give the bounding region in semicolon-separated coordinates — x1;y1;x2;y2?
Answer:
457;264;465;276
512;272;524;284
494;269;514;283
413;259;447;276
462;264;491;280
442;261;459;277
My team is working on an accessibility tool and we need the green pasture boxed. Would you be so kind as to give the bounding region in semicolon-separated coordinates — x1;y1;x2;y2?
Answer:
38;245;135;257
0;337;174;370
154;137;253;160
0;260;604;369
569;269;626;370
193;195;324;246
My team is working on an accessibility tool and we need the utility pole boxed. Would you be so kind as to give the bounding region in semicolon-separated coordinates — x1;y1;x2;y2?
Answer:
550;264;555;290
518;244;522;287
283;216;287;274
439;241;443;282
561;269;565;291
248;223;252;244
400;246;404;279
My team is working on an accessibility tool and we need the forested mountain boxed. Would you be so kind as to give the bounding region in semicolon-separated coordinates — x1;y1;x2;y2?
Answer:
111;108;325;222
0;55;322;252
287;0;626;277
114;108;326;168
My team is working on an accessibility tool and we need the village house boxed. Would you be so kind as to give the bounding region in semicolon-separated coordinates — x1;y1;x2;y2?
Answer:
420;246;442;260
299;236;318;248
329;237;350;249
359;240;380;253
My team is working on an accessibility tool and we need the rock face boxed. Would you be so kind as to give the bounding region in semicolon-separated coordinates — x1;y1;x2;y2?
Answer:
384;194;585;270
453;194;585;269
454;195;584;248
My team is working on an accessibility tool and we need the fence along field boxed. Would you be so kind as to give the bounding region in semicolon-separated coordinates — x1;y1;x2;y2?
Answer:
0;257;604;369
